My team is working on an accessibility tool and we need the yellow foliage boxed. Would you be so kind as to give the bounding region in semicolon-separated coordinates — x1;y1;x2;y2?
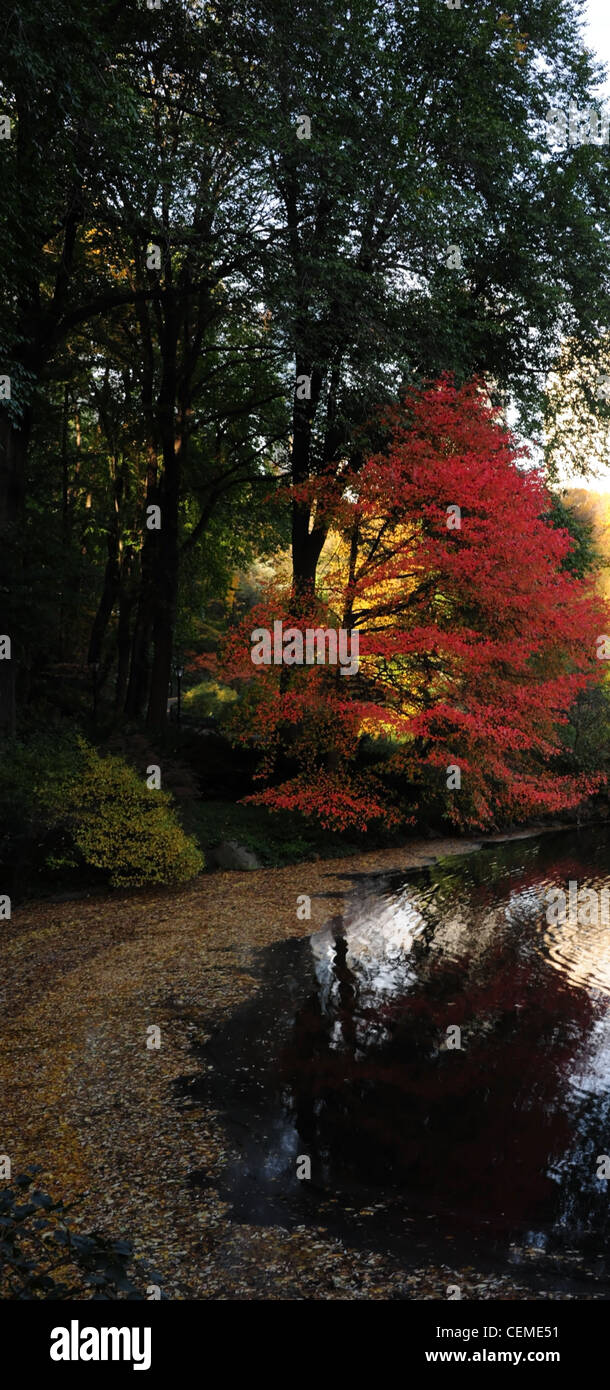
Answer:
56;740;204;888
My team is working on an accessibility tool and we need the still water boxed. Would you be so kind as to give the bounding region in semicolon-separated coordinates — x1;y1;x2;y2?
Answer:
180;827;610;1291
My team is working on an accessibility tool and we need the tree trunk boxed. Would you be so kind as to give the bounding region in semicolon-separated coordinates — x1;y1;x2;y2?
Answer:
87;551;120;670
124;552;154;720
290;361;325;600
0;412;30;737
115;548;135;713
125;439;159;719
290;360;344;600
146;302;180;734
146;436;180;732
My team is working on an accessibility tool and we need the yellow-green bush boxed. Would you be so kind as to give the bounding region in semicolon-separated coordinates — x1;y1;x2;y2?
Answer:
0;733;204;889
67;743;204;887
183;679;237;721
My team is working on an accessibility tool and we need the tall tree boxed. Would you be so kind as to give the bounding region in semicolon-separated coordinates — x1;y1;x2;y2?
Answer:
221;0;610;597
0;0;145;732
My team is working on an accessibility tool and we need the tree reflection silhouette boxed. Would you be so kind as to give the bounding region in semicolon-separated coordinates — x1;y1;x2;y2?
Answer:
279;898;600;1233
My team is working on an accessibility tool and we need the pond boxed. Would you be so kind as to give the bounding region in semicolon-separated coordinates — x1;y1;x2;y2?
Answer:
178;827;610;1294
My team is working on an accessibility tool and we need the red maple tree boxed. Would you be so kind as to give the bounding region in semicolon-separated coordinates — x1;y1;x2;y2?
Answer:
221;377;607;830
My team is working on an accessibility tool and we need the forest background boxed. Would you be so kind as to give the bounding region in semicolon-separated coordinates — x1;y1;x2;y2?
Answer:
3;0;610;895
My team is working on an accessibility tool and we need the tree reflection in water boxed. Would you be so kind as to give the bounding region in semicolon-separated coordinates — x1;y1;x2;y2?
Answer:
182;829;610;1279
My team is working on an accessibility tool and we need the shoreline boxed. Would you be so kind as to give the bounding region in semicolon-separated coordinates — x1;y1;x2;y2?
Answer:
18;813;585;912
1;817;603;1301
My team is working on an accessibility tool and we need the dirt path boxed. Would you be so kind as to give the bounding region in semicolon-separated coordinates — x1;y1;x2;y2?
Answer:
0;830;587;1300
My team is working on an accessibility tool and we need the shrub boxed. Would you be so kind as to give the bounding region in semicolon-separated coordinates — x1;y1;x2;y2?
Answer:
0;732;204;889
0;1168;159;1299
183;678;237;722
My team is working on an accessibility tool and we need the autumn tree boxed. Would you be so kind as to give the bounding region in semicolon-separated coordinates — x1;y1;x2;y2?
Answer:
222;378;607;830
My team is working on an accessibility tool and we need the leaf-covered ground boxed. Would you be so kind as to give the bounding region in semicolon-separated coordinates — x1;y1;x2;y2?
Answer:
1;831;601;1300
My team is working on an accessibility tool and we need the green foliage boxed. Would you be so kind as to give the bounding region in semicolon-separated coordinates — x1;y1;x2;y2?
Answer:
183;679;238;722
0;1168;158;1300
560;681;610;775
545;492;600;577
0;732;204;889
4;0;610;821
228;0;610;439
185;798;365;866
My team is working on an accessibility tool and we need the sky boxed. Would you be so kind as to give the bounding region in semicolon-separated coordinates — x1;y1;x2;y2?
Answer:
550;3;610;490
582;2;610;489
584;0;610;93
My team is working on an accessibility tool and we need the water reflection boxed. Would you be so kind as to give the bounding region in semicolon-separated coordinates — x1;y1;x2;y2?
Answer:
180;827;610;1286
540;879;610;995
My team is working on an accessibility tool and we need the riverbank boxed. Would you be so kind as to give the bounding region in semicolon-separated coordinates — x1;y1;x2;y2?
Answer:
0;824;601;1300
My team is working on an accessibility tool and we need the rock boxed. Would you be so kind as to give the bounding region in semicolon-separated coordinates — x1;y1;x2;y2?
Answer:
209;840;261;871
